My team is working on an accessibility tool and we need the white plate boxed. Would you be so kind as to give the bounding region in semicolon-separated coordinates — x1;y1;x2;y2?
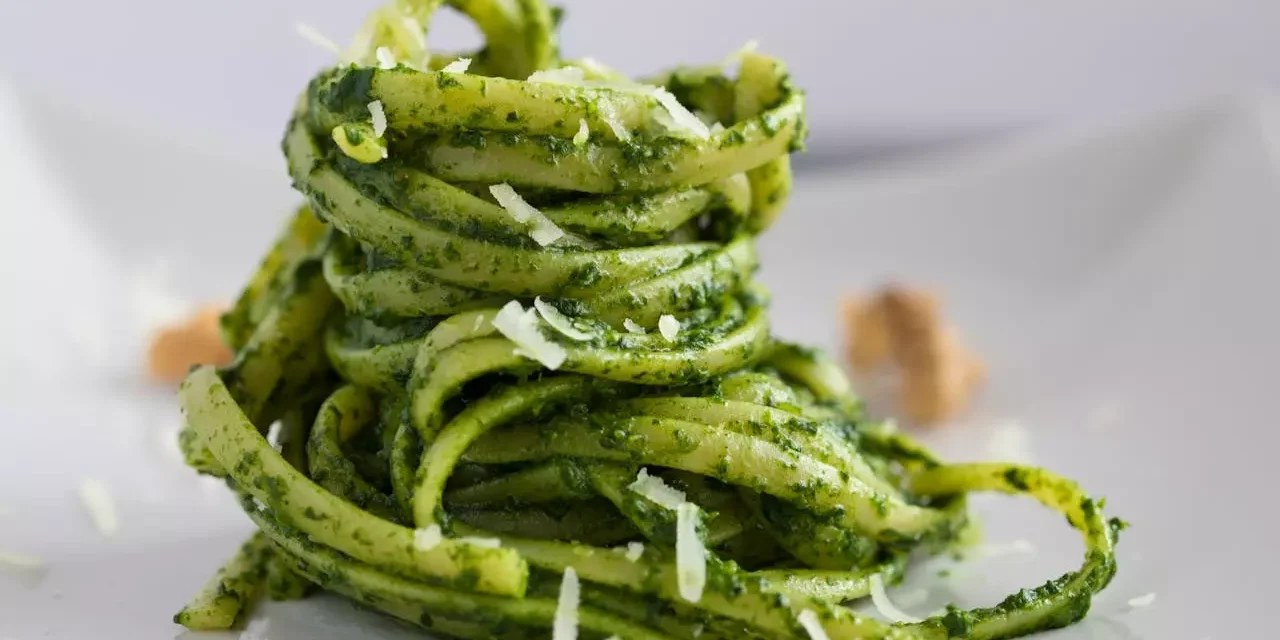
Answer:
2;84;1276;639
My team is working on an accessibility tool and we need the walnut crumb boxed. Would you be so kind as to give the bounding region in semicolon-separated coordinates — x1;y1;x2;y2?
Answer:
842;286;984;425
146;303;233;383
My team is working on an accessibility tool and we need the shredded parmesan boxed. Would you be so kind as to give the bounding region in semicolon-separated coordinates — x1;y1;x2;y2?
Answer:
675;502;706;602
488;183;566;246
722;39;760;74
986;420;1034;463
492;300;567;370
868;573;923;623
79;478;118;536
266;421;284;452
658;314;680;342
458;536;502;549
978;539;1036;558
596;100;632;141
1127;592;1156;608
375;46;397;69
797;609;830;640
528;66;587;86
534;297;594;341
473;314;487;331
628;468;686;509
440;57;472;74
553;567;580;640
623;318;646;334
625;541;645;562
368;100;387;138
296;23;340;55
573;119;590;147
239;616;271;640
652;89;711;140
0;550;43;570
414;524;442;551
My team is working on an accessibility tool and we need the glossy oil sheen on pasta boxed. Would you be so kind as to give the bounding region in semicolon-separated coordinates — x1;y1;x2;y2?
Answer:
172;1;1123;638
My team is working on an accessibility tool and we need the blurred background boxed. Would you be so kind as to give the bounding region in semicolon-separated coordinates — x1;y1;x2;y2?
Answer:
4;0;1280;168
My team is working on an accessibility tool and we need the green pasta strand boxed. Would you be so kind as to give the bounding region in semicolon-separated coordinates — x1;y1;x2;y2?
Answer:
174;1;1121;638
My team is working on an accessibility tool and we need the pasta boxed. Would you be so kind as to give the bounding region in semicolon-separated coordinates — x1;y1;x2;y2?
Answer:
173;1;1123;638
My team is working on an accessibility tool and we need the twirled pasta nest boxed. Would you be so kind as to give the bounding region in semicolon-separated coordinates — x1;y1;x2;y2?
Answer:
173;2;1122;639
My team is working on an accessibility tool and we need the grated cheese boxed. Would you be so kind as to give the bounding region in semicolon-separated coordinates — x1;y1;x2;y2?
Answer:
240;616;271;640
488;183;566;246
266;421;284;452
79;478;119;536
1127;592;1156;608
628;468;686;509
652;89;711;140
492;300;567;370
458;536;502;549
797;609;830;640
368;100;387;138
978;539;1036;558
722;39;760;74
675;502;706;602
986;420;1034;463
0;550;43;570
596;100;631;141
414;524;442;551
534;297;594;341
625;541;645;562
868;573;923;623
553;567;580;640
440;57;472;74
572;119;590;147
528;66;587;86
296;23;340;55
623;318;646;334
375;46;397;69
658;314;680;343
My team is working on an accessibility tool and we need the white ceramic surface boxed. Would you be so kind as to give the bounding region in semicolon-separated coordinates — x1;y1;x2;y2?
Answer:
2;85;1277;639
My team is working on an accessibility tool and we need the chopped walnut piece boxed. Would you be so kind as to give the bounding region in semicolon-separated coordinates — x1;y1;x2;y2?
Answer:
843;286;984;424
146;303;233;383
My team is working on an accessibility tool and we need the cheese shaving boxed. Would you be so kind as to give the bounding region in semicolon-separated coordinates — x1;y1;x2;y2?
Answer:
652;89;711;140
79;478;119;536
528;66;587;86
375;46;397;69
869;573;923;623
534;297;594;341
573;119;590;147
488;183;566;246
240;616;271;640
414;524;442;551
628;468;686;509
797;609;830;640
0;550;43;570
492;300;567;370
458;536;502;549
368;100;387;138
675;501;706;602
722;39;760;74
295;23;340;55
553;567;580;640
624;541;644;562
658;314;680;342
441;58;472;74
266;421;284;452
623;318;646;334
596;100;631;142
1127;592;1156;608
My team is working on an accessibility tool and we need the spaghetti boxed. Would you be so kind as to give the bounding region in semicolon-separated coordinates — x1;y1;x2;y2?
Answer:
173;1;1122;638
